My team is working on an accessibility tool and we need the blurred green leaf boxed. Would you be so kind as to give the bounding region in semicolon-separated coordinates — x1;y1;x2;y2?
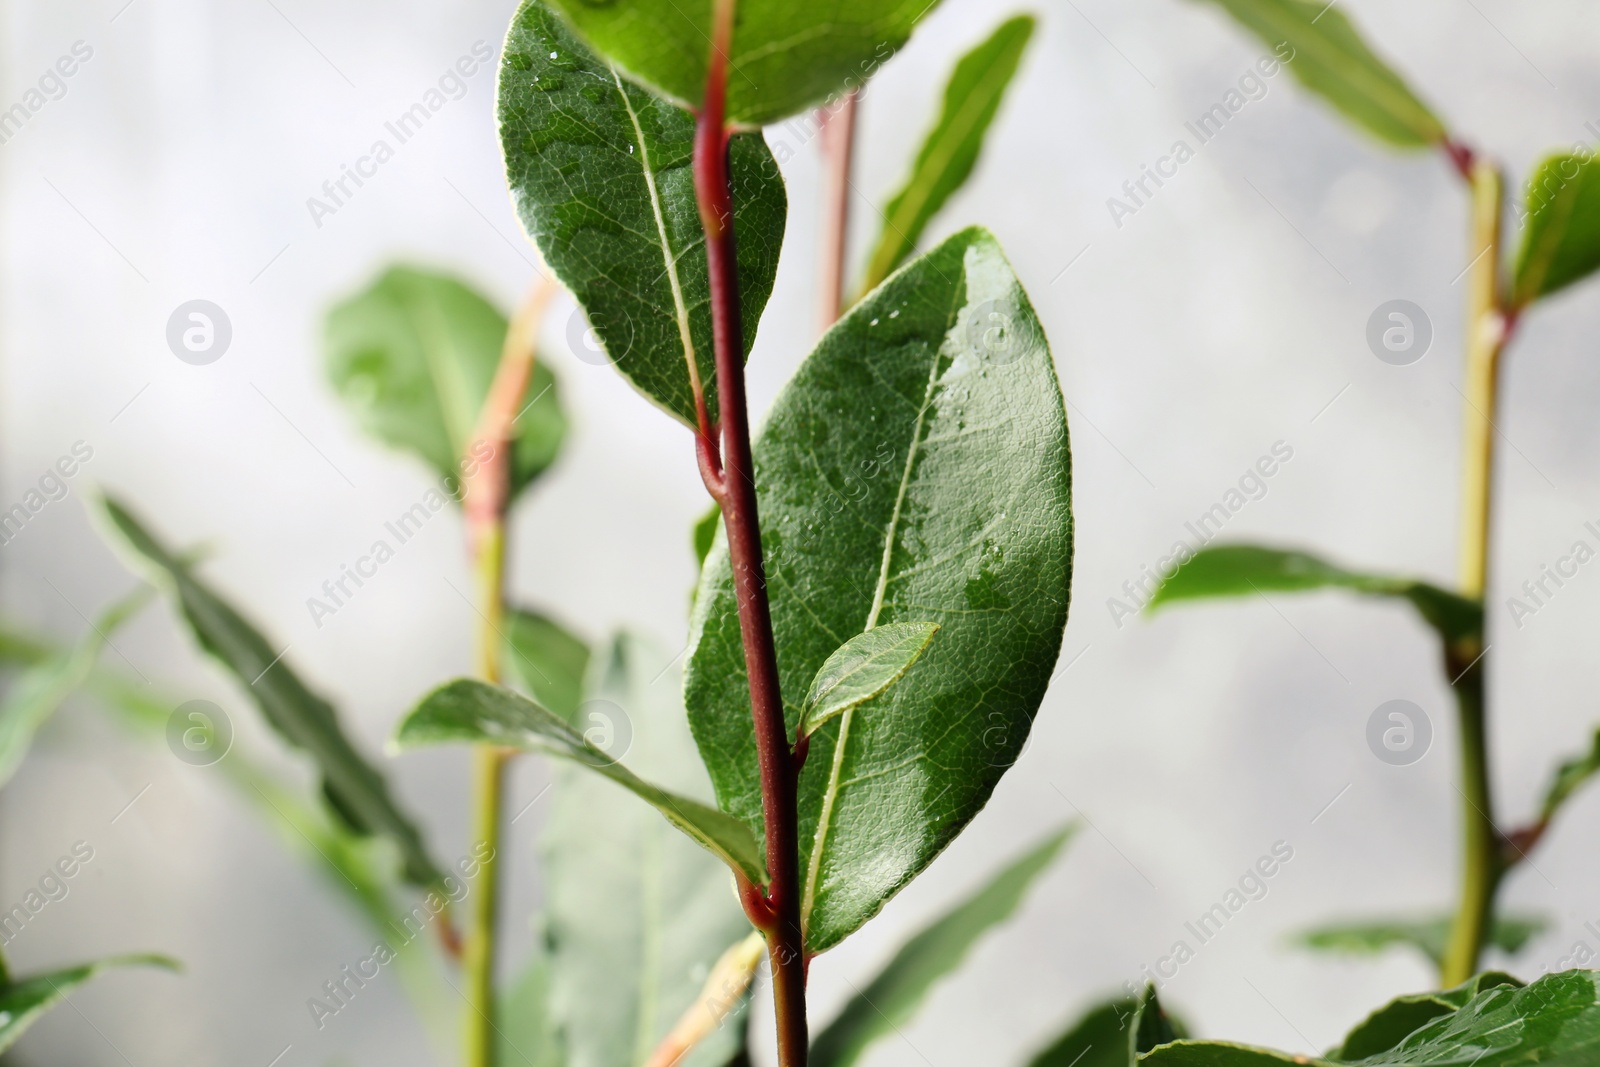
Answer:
542;0;943;125
325;264;566;498
810;826;1074;1067
502;608;590;724
0;954;179;1055
0;586;151;790
858;15;1034;295
1149;544;1481;647
1192;0;1446;147
1297;913;1546;968
394;678;765;886
499;939;563;1067
799;622;939;738
694;504;721;571
686;227;1074;954
1540;726;1600;825
499;1;785;426
96;494;444;887
1332;973;1522;1060
1026;997;1143;1067
1512;152;1600;306
1133;983;1184;1058
1143;970;1600;1067
543;634;755;1067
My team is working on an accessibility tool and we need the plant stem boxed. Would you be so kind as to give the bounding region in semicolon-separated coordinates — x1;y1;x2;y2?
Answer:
460;275;556;1067
816;90;858;330
692;2;808;1063
1440;159;1508;987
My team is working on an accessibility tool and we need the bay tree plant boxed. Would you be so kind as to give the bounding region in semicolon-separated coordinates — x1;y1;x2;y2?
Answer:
1144;0;1600;990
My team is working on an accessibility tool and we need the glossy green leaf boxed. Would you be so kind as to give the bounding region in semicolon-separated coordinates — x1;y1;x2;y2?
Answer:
96;494;444;887
1192;0;1446;148
686;226;1073;953
1148;544;1481;647
544;0;943;126
1332;973;1522;1060
1513;152;1600;306
1026;997;1144;1067
1143;970;1600;1067
499;1;786;426
325;265;566;497
1298;914;1546;968
858;16;1034;296
811;826;1074;1067
543;634;754;1067
502;608;590;724
0;586;151;790
799;622;939;738
394;678;765;886
0;954;179;1055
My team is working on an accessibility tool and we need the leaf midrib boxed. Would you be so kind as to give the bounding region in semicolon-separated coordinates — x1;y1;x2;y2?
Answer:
801;335;946;935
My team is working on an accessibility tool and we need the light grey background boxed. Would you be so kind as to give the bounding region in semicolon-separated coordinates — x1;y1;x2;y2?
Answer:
3;0;1599;1064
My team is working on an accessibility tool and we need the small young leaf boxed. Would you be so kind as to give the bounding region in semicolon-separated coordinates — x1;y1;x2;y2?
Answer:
809;826;1075;1067
1332;973;1522;1061
499;1;786;427
394;677;765;886
96;494;445;887
544;0;944;125
1191;0;1446;148
799;622;939;738
325;265;566;497
0;954;179;1055
1148;544;1481;647
1512;152;1600;306
686;227;1074;953
1143;970;1600;1067
543;634;756;1067
1297;913;1546;969
1132;984;1183;1058
0;585;151;790
1025;996;1172;1067
857;16;1035;296
502;608;590;724
1540;726;1600;824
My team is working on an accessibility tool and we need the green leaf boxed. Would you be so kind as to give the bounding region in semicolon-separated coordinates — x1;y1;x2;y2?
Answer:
1133;984;1185;1058
857;16;1035;296
1332;973;1522;1061
1025;997;1143;1067
95;494;444;887
0;585;151;790
810;826;1075;1067
1148;544;1481;647
1512;152;1600;306
542;634;755;1067
799;622;939;738
1143;970;1600;1067
502;608;590;724
394;677;765;886
325;265;566;498
1297;913;1547;969
498;1;786;427
1541;726;1600;824
686;226;1073;953
1191;0;1446;148
0;954;179;1055
543;0;944;126
694;504;722;570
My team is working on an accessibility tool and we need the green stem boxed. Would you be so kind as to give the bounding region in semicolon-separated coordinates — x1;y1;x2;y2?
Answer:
1439;158;1507;987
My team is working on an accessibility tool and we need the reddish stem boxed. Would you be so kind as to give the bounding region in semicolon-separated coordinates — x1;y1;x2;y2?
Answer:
816;90;858;330
693;3;808;1064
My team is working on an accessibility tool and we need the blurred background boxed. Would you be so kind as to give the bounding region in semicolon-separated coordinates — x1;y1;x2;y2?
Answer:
3;0;1600;1063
